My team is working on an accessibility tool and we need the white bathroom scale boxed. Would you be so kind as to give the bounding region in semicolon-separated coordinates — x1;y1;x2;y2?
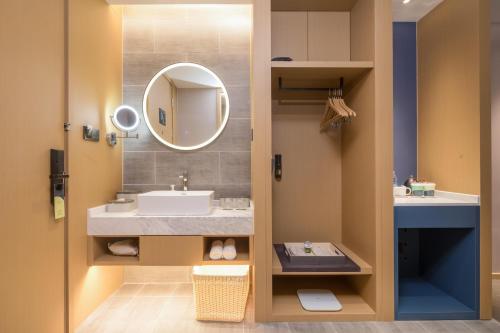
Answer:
297;289;343;312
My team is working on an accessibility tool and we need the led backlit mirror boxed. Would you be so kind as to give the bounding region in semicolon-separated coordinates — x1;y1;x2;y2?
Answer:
142;63;230;151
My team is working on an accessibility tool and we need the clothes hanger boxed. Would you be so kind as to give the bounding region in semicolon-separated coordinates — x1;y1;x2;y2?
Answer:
323;89;348;130
332;89;349;123
320;84;357;131
320;89;336;131
321;90;342;131
339;94;356;118
327;90;344;125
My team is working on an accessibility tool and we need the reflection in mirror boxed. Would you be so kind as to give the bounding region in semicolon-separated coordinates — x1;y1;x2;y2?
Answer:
143;63;229;150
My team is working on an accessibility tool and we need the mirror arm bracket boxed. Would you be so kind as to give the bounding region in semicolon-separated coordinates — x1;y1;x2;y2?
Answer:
116;132;139;139
106;132;139;147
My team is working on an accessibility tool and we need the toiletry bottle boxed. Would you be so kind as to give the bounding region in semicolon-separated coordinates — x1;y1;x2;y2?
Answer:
404;175;416;188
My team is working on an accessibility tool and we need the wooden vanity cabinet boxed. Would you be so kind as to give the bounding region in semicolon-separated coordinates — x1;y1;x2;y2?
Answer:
140;236;203;266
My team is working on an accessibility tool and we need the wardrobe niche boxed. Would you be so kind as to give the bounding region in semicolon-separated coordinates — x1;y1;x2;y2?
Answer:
264;0;391;321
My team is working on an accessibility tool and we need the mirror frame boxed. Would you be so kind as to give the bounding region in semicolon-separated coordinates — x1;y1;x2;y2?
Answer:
142;62;230;151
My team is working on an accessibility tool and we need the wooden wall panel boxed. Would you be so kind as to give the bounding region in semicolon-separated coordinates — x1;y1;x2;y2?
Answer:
418;0;491;319
271;12;307;61
251;0;273;322
0;1;65;332
271;11;351;62
308;12;350;61
272;103;342;244
342;71;377;311
68;0;124;330
417;0;480;195
350;0;374;61
341;0;379;313
372;0;394;320
492;23;500;274
479;0;492;320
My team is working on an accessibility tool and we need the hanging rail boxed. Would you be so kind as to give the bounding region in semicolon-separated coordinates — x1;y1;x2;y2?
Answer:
278;77;344;95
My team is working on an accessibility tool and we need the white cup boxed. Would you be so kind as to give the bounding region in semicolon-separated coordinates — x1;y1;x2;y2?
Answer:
393;186;411;197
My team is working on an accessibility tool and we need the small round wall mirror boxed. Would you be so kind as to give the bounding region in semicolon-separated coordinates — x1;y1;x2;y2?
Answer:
111;105;140;132
142;63;230;151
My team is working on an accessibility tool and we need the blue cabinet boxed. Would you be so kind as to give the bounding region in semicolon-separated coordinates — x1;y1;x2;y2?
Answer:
394;206;480;320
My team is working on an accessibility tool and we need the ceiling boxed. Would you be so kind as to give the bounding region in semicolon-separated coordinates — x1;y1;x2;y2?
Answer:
392;0;444;22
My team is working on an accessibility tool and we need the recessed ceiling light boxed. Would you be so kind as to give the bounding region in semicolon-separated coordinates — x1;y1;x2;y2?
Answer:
403;0;411;4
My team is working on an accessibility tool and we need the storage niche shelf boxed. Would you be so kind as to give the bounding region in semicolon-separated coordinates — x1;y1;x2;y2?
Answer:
272;243;372;276
88;236;140;266
88;235;253;267
394;206;480;320
201;236;253;265
271;277;376;322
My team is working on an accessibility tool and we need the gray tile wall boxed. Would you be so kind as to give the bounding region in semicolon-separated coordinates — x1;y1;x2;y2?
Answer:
122;6;251;199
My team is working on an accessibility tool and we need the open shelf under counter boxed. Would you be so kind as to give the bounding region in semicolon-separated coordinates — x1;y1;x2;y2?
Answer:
272;243;372;276
201;236;253;265
88;236;140;266
271;276;375;321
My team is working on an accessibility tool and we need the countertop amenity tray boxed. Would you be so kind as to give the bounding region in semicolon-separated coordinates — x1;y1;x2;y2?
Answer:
274;243;360;273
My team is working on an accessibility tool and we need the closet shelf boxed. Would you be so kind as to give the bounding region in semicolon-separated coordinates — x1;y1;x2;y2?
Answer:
271;277;376;321
272;61;373;100
272;243;372;276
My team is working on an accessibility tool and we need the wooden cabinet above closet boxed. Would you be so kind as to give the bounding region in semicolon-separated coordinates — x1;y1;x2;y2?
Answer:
271;12;350;61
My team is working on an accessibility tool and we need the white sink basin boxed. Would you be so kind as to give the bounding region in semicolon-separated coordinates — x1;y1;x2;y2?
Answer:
137;191;214;216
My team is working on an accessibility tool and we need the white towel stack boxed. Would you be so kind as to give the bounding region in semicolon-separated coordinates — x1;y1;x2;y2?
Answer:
209;240;224;260
209;238;237;260
222;238;237;260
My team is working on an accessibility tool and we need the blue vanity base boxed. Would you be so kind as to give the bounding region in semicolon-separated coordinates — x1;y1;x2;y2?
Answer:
394;206;480;320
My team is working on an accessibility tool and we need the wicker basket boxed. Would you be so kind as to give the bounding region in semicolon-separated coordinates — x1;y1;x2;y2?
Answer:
192;265;250;322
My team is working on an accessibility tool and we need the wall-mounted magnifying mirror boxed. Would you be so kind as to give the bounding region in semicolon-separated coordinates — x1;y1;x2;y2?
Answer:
143;63;230;151
111;105;140;132
107;105;140;146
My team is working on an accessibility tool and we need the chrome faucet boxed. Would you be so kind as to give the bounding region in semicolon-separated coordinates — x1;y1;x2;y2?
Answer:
179;171;188;191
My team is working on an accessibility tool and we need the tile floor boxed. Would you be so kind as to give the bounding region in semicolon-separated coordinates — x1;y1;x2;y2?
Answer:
77;281;500;333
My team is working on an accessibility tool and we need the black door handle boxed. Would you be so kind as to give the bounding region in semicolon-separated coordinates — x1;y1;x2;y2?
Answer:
275;154;282;181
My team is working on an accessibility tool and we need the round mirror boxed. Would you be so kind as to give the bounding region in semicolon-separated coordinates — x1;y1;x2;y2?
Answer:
111;105;140;132
142;63;230;151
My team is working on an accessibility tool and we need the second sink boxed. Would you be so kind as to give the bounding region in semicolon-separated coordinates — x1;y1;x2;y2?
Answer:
137;190;214;216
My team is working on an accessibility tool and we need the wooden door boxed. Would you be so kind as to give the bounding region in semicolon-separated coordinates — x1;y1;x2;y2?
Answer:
0;1;66;332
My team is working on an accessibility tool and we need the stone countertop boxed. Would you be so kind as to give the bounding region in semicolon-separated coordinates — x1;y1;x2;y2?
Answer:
394;190;480;207
87;202;254;236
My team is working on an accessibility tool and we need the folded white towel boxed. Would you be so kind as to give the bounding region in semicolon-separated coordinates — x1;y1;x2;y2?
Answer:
209;240;224;260
108;239;138;256
223;238;237;260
